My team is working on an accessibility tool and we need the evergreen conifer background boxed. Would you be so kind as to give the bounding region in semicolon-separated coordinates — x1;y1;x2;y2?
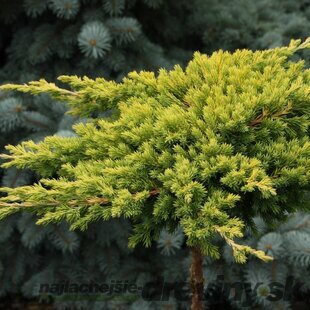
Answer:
0;0;309;309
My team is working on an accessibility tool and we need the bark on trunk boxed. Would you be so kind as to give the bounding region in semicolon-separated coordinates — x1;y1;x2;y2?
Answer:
190;246;204;310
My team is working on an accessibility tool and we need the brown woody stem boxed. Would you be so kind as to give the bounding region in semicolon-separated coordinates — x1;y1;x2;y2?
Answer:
190;246;204;310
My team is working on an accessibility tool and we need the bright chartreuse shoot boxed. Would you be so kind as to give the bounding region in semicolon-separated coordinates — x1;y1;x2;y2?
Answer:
0;39;309;310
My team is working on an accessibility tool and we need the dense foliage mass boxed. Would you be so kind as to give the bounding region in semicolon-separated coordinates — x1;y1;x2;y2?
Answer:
1;37;309;274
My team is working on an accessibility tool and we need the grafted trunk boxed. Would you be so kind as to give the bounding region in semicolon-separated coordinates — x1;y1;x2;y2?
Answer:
190;246;204;310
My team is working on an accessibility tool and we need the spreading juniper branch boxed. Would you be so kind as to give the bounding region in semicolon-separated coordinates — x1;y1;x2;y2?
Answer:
0;39;309;264
0;188;159;208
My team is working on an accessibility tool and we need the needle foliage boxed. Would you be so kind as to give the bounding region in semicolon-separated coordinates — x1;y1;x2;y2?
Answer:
0;39;309;265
